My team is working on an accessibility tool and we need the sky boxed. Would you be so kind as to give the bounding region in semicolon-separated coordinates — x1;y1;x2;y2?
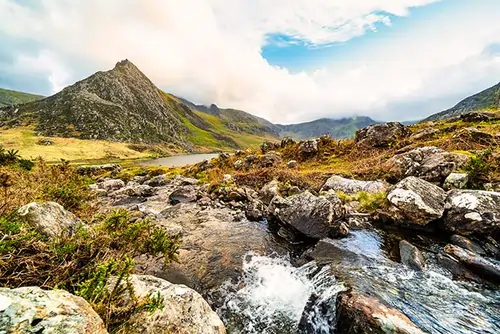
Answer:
1;0;500;124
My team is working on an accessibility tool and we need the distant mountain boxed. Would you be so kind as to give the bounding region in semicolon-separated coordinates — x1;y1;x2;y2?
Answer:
0;88;44;107
276;117;379;140
425;82;500;121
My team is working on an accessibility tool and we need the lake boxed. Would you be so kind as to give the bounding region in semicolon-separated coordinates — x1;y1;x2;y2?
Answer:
137;153;219;167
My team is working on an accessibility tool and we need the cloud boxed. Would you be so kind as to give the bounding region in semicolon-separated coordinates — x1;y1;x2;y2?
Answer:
0;0;499;123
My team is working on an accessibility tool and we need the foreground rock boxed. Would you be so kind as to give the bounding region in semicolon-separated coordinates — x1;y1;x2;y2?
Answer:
113;275;225;334
444;244;500;284
336;291;425;334
355;122;410;148
443;190;500;235
387;177;446;225
399;240;425;270
321;175;387;195
17;202;82;238
388;146;470;183
0;287;107;333
269;191;345;239
443;173;469;190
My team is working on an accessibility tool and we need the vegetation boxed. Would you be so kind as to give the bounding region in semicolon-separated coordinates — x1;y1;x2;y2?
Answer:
337;191;389;213
0;87;44;107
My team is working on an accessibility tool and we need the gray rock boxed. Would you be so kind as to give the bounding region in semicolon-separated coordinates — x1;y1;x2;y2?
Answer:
444;244;500;284
101;178;125;191
0;287;107;333
388;146;470;182
460;111;500;122
233;159;244;170
144;174;169;187
443;173;469;190
450;235;486;256
260;180;280;205
410;128;439;141
222;174;232;183
260;141;279;153
399;240;425;270
77;163;121;175
443;190;500;235
169;186;199;204
453;127;494;144
287;160;298;169
355;122;410;148
17;202;82;238
257;151;282;168
387;176;446;225
113;184;156;198
269;191;345;239
110;275;225;334
321;175;387;195
298;139;318;154
172;175;199;186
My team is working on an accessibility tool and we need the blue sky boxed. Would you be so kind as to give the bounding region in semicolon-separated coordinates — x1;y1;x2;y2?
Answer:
1;0;500;123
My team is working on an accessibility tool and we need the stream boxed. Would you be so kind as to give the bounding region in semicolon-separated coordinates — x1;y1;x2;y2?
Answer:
216;229;500;333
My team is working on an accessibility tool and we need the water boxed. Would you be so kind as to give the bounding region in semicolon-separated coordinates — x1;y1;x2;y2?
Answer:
217;230;500;333
137;153;219;167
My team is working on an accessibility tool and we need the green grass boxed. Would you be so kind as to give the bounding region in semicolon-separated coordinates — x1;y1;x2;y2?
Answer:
0;88;44;107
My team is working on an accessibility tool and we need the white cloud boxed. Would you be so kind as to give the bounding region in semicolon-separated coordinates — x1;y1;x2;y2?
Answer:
0;0;500;123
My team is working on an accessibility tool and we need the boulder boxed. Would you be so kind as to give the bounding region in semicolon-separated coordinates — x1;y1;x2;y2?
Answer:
233;159;244;170
443;173;469;190
257;151;282;168
336;291;425;334
111;275;225;334
113;184;156;198
260;180;280;205
387;146;470;183
443;190;500;235
321;175;387;195
169;185;199;204
355;122;410;148
399;240;425;270
460;111;500;123
101;179;126;191
268;191;345;239
17;202;82;238
260;141;279;153
450;235;486;256
172;175;199;186
144;174;169;187
76;163;121;176
453;127;494;144
444;244;500;284
298;139;318;154
0;287;107;334
410;128;439;141
387;177;446;225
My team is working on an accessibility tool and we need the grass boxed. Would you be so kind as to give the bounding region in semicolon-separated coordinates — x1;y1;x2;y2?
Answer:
0;88;44;107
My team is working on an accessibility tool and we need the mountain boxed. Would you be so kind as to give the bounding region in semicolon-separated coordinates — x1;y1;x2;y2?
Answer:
0;88;44;107
0;60;278;150
276;117;379;140
425;81;500;121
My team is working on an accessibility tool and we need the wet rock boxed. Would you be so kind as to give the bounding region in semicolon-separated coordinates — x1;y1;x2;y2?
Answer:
450;235;486;256
443;173;469;190
443;190;500;235
298;139;318;154
76;163;121;176
460;111;500;122
17;202;82;238
287;160;298;169
257;151;282;168
269;191;345;239
321;175;387;195
399;240;425;270
169;185;199;204
355;122;410;148
110;275;225;334
144;174;169;187
444;244;500;284
260;179;280;205
453;127;494;144
0;286;107;333
245;200;265;221
387;146;470;183
336;291;426;334
436;253;484;284
387;176;446;225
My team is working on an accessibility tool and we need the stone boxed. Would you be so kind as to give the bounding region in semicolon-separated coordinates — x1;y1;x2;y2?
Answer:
113;184;156;198
443;173;469;190
257;151;282;168
101;179;125;191
444;244;500;284
450;235;486;256
0;287;107;334
222;174;232;183
336;291;426;334
354;122;410;148
172;175;199;186
169;185;199;204
76;163;121;176
443;190;500;235
399;240;425;270
17;202;82;238
110;275;225;334
321;175;387;195
269;191;345;239
387;146;470;183
410;128;439;141
260;141;279;153
452;127;494;144
387;176;446;225
144;174;169;187
233;159;244;170
460;111;500;123
245;200;265;221
260;180;280;205
218;152;230;161
287;160;298;169
298;139;318;154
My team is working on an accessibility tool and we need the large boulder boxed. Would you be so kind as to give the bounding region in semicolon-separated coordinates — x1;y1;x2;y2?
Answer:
0;287;107;333
453;127;494;144
260;179;280;205
399;240;425;271
387;146;470;183
460;111;500;123
355;122;410;148
336;291;425;334
387;177;446;225
298;139;319;154
17;202;82;238
112;275;225;334
321;175;387;195
257;151;282;168
444;244;500;284
268;191;345;239
169;185;199;204
443;190;500;235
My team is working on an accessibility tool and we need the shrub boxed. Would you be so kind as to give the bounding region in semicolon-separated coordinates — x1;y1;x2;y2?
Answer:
336;190;388;213
464;148;493;188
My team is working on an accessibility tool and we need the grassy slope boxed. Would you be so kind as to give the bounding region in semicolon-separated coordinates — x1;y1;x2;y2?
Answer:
0;127;152;162
0;88;44;107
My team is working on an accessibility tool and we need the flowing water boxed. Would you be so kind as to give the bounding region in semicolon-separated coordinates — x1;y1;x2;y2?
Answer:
217;230;500;333
137;153;219;167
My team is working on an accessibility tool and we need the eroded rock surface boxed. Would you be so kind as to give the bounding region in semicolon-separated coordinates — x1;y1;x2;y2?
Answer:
355;122;410;148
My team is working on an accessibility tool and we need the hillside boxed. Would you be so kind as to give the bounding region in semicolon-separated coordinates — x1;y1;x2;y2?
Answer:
0;88;44;107
277;116;379;140
425;81;500;121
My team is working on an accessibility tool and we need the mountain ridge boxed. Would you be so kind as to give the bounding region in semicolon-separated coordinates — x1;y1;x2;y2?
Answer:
0;88;44;107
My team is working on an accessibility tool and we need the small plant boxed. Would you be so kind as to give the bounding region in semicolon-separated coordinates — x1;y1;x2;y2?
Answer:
464;148;493;188
336;190;388;213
